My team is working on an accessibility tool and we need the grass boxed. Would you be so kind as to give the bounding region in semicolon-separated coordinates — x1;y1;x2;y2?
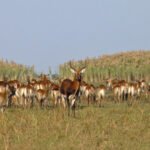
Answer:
59;50;150;83
0;50;150;149
0;59;36;81
0;99;149;150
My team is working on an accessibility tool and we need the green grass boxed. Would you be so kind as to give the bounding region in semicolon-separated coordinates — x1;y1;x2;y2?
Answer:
0;100;150;150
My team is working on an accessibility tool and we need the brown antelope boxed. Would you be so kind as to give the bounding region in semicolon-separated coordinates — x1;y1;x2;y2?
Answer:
140;80;146;91
106;78;119;90
127;82;140;105
80;81;88;96
0;81;8;93
0;83;15;107
31;74;51;91
95;84;106;107
35;80;51;90
36;75;51;90
15;84;28;107
60;62;86;117
107;79;128;102
7;80;20;106
119;80;128;101
36;89;50;107
113;84;121;103
84;84;96;106
137;80;147;97
50;82;62;107
8;80;20;89
15;82;35;108
26;84;36;107
0;78;16;107
128;81;142;99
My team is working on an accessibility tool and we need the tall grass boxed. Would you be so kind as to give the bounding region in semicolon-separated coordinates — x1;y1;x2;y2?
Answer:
0;59;36;81
59;50;150;84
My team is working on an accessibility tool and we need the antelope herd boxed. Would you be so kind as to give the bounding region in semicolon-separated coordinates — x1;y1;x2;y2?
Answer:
0;63;149;116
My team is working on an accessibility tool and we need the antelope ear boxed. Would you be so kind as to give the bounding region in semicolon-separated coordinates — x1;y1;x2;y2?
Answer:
80;68;86;73
70;68;76;74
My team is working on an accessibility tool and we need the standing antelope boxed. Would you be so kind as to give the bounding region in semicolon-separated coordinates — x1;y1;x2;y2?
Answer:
84;84;96;106
107;79;128;102
36;89;50;107
50;82;62;107
60;62;86;117
0;83;15;108
95;84;106;107
128;81;142;100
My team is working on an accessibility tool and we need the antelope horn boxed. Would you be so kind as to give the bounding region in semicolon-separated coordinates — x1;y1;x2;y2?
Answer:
69;61;76;70
79;62;86;72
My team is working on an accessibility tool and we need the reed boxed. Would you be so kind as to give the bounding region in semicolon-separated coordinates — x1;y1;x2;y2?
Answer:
0;59;36;81
59;50;150;84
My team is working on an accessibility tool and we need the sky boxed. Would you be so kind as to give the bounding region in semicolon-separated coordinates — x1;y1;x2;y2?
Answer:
0;0;150;73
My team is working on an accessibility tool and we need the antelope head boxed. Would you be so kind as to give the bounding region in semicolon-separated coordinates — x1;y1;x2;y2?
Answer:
69;62;86;82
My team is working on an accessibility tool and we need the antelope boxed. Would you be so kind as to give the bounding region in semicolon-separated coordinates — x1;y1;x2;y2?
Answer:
106;78;119;90
128;81;142;99
31;74;51;91
15;84;28;107
0;83;15;108
119;80;128;101
80;81;88;96
7;80;20;106
25;84;36;107
95;84;106;107
38;74;51;89
34;80;51;90
136;80;147;97
36;88;50;108
15;82;35;108
140;80;146;91
60;62;86;117
8;80;20;89
127;82;139;105
0;78;16;107
113;84;122;103
50;82;62;107
107;79;128;102
84;84;96;106
0;81;8;93
79;81;88;103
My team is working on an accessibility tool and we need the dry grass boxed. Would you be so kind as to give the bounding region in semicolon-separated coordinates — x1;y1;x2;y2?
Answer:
0;99;149;150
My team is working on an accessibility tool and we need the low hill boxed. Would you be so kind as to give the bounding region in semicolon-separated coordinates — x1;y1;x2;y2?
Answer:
59;50;150;84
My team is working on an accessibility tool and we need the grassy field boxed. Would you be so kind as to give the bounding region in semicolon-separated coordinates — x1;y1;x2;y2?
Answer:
0;50;149;150
0;99;149;150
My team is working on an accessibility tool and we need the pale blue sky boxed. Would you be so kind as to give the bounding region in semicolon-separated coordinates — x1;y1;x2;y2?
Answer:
0;0;150;73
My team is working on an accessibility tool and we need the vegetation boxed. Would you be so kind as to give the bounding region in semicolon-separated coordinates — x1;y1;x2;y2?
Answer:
0;100;149;150
0;50;149;150
59;50;150;84
0;59;36;81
